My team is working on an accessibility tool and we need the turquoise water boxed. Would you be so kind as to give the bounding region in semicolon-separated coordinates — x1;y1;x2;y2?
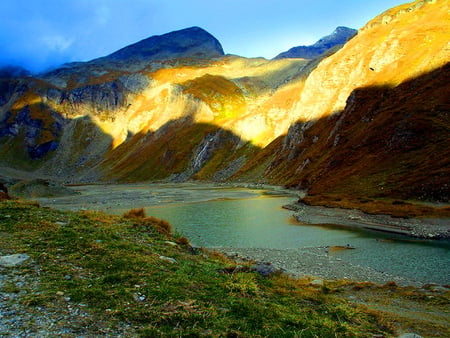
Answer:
144;193;450;285
40;184;449;284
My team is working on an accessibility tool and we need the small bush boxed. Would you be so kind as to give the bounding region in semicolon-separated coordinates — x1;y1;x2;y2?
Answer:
123;208;146;219
0;192;10;200
154;220;173;235
176;236;190;245
141;216;173;235
224;273;259;296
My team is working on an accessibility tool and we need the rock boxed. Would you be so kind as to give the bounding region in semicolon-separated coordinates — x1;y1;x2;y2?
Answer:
310;279;324;287
251;263;280;277
0;254;30;267
159;256;177;264
9;179;79;198
398;334;423;338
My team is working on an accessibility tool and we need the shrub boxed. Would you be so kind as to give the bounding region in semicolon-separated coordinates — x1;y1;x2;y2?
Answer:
141;216;173;235
176;236;190;245
123;208;146;219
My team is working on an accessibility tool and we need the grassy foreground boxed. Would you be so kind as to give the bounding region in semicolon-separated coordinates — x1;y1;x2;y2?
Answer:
0;199;433;337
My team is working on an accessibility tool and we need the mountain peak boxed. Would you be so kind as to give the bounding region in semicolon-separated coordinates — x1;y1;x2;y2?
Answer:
274;26;357;60
104;26;224;63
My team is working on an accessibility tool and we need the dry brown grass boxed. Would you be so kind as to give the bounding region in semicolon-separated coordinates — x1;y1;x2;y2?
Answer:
143;216;173;235
123;208;146;219
175;236;190;245
0;192;11;200
302;195;450;218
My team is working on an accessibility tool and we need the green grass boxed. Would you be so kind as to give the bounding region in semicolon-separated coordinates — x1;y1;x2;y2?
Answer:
0;200;392;336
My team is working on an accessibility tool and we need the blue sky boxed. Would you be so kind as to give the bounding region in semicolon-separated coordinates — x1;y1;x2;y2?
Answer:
0;0;408;73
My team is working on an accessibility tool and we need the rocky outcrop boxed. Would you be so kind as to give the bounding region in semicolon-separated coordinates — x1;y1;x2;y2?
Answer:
240;0;450;204
274;27;357;59
9;179;79;198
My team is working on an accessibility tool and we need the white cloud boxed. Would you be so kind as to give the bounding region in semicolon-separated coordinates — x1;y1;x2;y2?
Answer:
41;35;74;52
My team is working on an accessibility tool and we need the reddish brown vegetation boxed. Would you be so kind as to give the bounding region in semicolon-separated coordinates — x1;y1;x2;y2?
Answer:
175;236;190;245
143;216;173;235
256;63;450;214
123;208;146;219
0;192;10;200
123;208;173;235
302;195;450;218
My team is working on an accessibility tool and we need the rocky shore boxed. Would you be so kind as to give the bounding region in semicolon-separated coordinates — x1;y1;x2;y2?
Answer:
284;202;450;240
212;246;430;287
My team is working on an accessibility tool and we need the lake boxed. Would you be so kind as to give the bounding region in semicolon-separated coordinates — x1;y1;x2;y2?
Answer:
38;183;450;285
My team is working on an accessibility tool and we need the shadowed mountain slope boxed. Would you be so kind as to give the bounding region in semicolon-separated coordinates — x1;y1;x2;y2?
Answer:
103;26;224;63
242;63;449;204
0;0;448;215
274;26;357;59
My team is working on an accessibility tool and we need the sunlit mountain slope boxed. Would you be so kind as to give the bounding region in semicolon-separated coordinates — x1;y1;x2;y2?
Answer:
0;0;448;211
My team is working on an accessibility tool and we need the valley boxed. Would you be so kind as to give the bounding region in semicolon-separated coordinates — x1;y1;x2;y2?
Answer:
0;0;449;336
0;1;448;213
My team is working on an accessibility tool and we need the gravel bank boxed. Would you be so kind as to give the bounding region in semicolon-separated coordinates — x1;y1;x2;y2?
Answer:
212;246;428;287
285;203;450;239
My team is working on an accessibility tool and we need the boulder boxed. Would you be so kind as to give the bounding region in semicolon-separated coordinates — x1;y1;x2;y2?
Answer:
251;262;281;277
0;254;30;267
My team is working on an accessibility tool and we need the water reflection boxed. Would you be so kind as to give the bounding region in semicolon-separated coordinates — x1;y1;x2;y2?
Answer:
145;195;450;285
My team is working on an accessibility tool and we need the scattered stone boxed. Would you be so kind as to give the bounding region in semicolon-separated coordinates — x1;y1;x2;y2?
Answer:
251;263;281;277
310;279;324;287
56;291;65;296
398;334;423;338
133;293;146;302
0;254;30;267
159;256;177;264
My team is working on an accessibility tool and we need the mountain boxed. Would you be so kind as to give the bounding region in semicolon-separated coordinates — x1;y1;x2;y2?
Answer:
102;26;224;63
0;66;30;78
242;0;450;208
274;26;357;59
0;0;448;215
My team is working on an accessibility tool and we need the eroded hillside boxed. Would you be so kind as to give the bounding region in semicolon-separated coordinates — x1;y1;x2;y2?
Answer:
239;0;450;207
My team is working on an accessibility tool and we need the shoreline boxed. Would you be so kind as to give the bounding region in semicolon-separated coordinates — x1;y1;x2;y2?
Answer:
210;246;430;287
284;202;450;240
7;180;449;286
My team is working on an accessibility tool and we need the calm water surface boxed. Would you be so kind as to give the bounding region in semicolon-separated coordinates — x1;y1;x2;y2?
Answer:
40;184;450;284
142;191;450;285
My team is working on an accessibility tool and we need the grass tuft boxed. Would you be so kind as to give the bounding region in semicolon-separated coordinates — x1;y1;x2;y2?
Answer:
123;208;146;219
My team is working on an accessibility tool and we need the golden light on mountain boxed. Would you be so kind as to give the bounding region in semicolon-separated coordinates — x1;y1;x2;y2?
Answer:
0;0;448;207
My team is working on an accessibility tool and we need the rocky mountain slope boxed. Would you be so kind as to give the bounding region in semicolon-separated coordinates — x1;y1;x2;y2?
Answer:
274;26;357;59
241;0;450;206
0;0;448;212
